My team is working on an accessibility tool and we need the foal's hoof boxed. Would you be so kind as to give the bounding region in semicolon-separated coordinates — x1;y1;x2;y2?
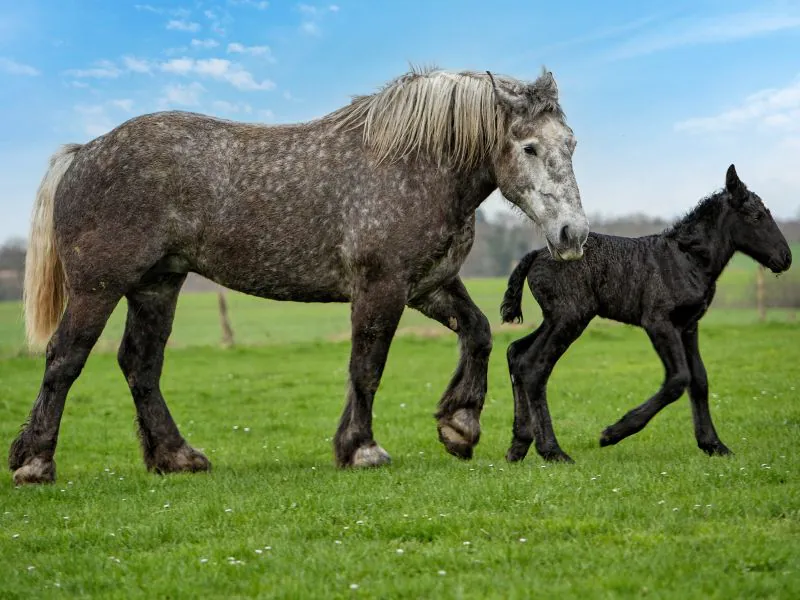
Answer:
150;443;211;474
700;442;733;457
350;443;392;468
12;457;56;486
506;439;532;463
599;426;622;447
540;449;575;463
438;409;480;460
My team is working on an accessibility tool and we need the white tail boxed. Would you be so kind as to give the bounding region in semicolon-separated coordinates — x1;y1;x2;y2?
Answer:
24;144;81;350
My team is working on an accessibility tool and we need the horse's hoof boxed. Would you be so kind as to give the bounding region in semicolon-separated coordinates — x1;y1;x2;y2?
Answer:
599;427;620;447
506;439;531;463
150;443;211;474
540;449;575;463
700;442;733;457
351;443;391;468
438;408;480;460
12;457;56;485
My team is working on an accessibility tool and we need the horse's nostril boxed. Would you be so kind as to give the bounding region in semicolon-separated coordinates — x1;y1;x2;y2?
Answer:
559;224;571;246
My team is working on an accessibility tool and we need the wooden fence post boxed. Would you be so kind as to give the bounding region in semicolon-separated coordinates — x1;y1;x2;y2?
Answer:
218;291;235;348
756;265;766;323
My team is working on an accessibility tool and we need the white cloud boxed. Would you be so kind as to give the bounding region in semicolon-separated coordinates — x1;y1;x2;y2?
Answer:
229;0;269;8
299;4;320;16
676;77;800;134
123;56;152;73
65;60;121;79
134;4;162;13
300;21;320;36
74;104;115;138
160;82;205;107
258;109;275;121
167;19;201;32
212;100;253;114
227;43;276;62
161;57;195;75
297;4;338;35
0;57;39;76
610;9;800;59
109;99;135;112
161;57;275;91
191;38;220;49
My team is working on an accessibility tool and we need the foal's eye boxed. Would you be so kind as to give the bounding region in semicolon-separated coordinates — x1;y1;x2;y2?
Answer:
523;145;537;156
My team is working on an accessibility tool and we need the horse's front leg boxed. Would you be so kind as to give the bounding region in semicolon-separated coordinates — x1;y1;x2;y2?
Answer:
333;277;406;468
410;277;492;460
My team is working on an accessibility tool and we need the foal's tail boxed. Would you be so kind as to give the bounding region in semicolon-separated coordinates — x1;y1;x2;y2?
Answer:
24;143;81;350
500;252;536;324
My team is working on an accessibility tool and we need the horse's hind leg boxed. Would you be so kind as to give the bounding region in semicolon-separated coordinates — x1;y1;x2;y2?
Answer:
118;273;210;474
9;292;121;485
505;324;545;463
410;277;492;460
508;317;587;463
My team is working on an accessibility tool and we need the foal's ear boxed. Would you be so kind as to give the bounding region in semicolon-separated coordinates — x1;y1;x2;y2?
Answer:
725;164;747;205
486;71;528;114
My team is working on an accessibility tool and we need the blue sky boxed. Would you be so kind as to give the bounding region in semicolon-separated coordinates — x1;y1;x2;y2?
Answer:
1;0;799;241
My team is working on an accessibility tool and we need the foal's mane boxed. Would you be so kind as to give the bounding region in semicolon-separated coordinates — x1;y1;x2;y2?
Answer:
328;66;562;167
663;191;729;256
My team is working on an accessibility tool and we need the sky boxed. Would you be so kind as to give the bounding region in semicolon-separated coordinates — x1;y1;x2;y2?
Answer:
0;0;799;241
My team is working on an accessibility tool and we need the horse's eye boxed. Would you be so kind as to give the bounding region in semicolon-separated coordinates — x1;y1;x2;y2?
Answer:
523;145;537;156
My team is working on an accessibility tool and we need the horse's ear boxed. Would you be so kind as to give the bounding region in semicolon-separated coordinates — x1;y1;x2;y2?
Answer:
725;164;747;205
487;71;528;114
537;67;558;97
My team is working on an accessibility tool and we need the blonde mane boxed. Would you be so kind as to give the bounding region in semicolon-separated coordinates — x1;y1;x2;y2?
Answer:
329;68;516;167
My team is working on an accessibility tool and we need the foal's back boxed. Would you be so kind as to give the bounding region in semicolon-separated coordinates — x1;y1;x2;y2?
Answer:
527;232;666;325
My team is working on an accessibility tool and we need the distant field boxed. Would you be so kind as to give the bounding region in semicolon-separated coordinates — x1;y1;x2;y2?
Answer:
0;258;798;358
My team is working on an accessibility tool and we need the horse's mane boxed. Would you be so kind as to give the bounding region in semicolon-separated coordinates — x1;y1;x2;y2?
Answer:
327;66;562;167
663;191;729;258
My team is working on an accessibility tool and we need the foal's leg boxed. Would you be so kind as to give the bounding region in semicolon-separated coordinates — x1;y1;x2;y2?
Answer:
507;318;587;463
9;292;120;484
410;277;492;460
117;274;211;474
682;326;732;456
334;278;406;467
600;322;690;447
505;324;545;462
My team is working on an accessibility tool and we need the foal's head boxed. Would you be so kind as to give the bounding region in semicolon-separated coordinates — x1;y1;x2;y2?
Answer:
725;164;792;274
489;70;589;260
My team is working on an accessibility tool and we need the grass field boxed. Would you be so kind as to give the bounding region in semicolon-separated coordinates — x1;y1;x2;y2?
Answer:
0;277;799;598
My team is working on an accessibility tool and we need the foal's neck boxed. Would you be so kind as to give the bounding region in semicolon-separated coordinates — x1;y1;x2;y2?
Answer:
671;196;736;283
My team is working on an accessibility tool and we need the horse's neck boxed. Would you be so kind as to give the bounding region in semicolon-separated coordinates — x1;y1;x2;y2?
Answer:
675;221;735;284
448;164;496;219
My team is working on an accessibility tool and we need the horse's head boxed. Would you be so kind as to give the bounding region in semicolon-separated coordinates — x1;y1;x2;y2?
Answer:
489;69;588;261
725;164;792;274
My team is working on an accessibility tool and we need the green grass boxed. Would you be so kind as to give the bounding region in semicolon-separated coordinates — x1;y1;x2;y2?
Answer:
0;280;799;598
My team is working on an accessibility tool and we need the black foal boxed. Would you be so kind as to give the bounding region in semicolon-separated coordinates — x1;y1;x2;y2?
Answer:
501;165;792;463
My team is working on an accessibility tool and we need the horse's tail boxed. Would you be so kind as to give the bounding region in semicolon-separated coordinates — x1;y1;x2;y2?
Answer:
24;143;81;350
500;251;537;324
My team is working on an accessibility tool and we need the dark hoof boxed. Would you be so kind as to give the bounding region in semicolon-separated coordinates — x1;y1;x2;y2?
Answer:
599;427;621;447
150;444;211;474
437;409;480;461
506;439;532;463
13;457;56;486
700;442;733;457
540;449;574;463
